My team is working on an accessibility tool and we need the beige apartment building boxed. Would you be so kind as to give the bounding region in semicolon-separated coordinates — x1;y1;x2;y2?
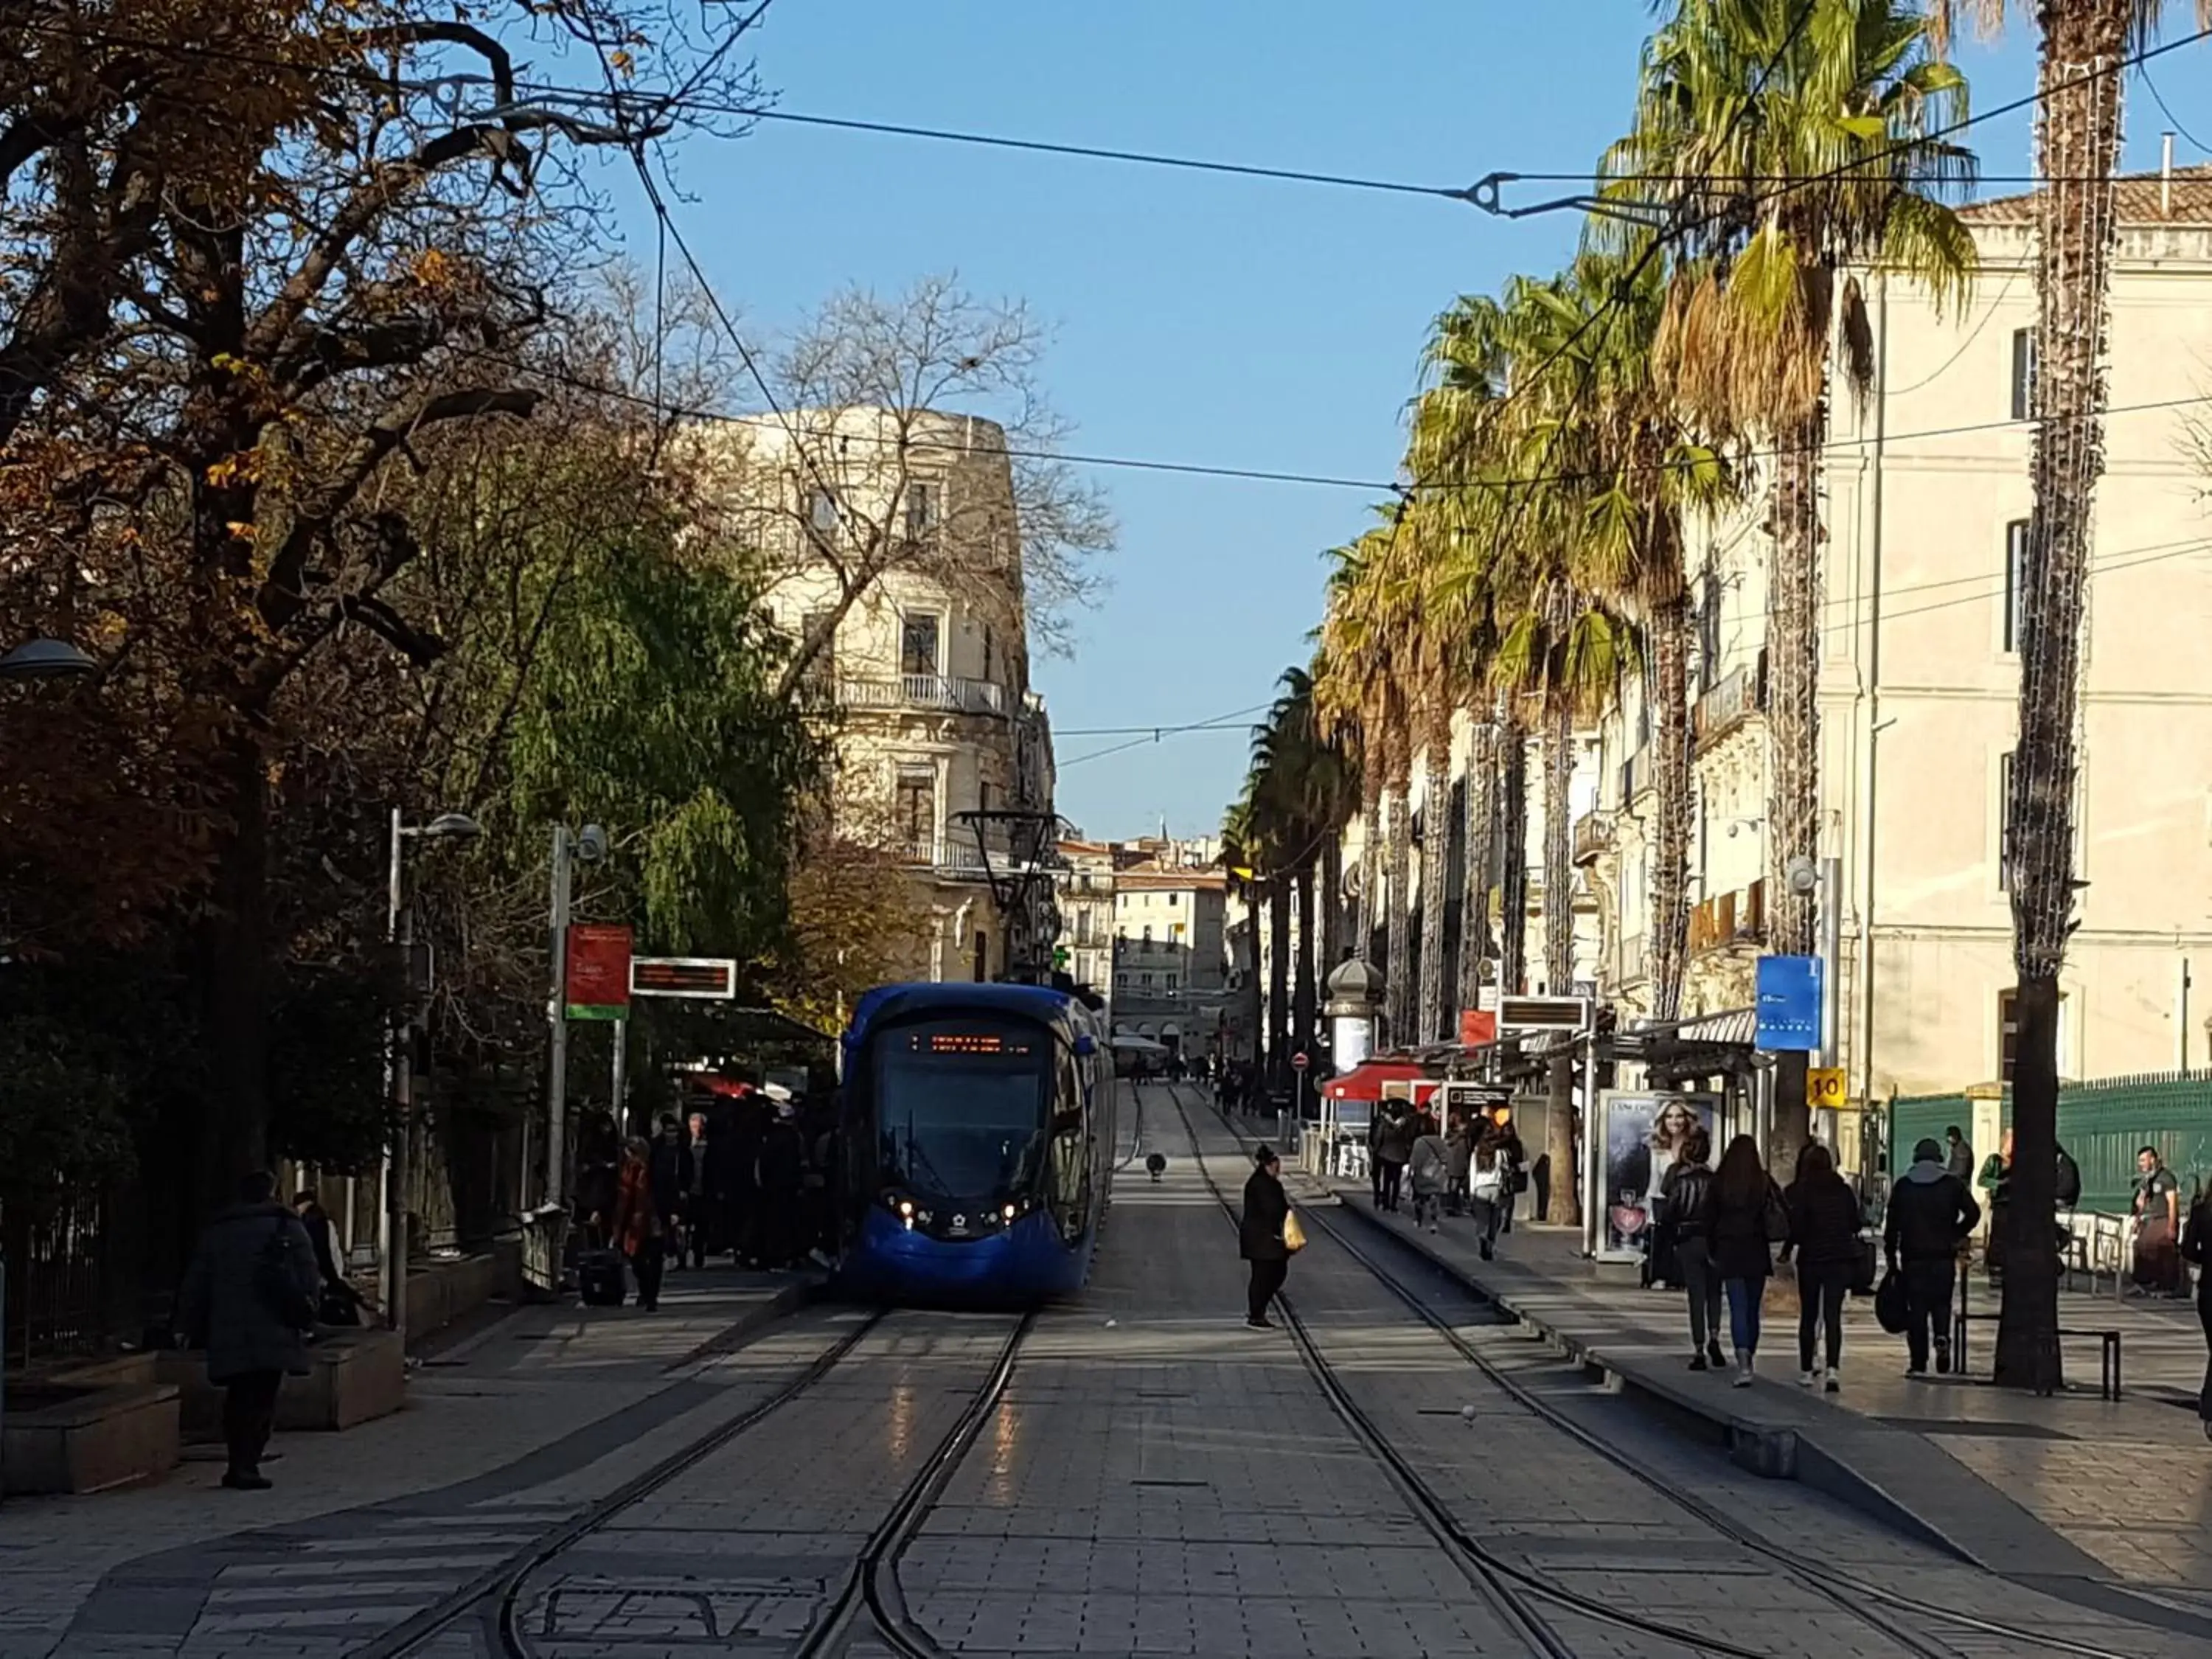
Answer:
717;408;1057;984
1581;164;2212;1099
1054;838;1117;994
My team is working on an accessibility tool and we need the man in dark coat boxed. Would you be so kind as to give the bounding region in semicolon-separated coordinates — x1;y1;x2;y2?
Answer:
178;1170;323;1490
1885;1138;1982;1377
647;1116;695;1266
1239;1144;1293;1329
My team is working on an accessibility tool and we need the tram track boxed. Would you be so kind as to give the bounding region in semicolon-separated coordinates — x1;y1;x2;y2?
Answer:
1171;1085;2156;1659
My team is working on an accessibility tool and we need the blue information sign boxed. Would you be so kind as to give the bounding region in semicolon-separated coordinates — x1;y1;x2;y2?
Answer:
1755;954;1824;1052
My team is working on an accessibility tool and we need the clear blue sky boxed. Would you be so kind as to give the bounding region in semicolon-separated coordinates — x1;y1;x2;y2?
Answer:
608;1;2212;840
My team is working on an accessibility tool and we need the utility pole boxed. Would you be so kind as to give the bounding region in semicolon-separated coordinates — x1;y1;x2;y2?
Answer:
546;824;571;1211
382;809;406;1338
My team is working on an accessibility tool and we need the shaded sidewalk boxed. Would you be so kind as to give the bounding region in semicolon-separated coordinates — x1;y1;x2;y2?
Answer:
1325;1180;2212;1601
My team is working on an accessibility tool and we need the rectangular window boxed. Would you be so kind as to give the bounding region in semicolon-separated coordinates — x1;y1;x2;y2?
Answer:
905;481;939;539
1699;570;1722;692
2003;519;2031;653
1138;973;1154;990
900;611;941;677
1164;974;1179;993
895;764;936;860
1997;751;2014;891
2010;328;2036;422
1115;971;1128;990
807;486;838;540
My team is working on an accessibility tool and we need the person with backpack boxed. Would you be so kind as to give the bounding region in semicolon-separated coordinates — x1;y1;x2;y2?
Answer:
1781;1144;1864;1393
1660;1129;1724;1371
1408;1114;1450;1234
176;1170;323;1491
1883;1137;1982;1377
1703;1135;1785;1387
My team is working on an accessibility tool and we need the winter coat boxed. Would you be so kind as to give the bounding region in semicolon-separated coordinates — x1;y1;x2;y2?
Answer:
176;1201;321;1384
1446;1130;1474;1184
1375;1114;1416;1166
758;1121;807;1191
648;1136;695;1216
1885;1160;1980;1264
1782;1175;1863;1268
1944;1138;1975;1182
611;1158;664;1257
1409;1134;1451;1197
1704;1178;1782;1282
1239;1166;1291;1262
1660;1162;1716;1234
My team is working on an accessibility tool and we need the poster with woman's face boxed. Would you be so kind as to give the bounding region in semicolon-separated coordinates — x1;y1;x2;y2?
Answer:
1599;1093;1717;1256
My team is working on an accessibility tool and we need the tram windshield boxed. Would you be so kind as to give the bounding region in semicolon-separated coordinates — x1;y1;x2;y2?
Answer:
873;1018;1052;1200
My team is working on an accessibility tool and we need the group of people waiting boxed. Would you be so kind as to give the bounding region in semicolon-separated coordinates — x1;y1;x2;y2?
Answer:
1371;1102;1526;1261
574;1089;837;1311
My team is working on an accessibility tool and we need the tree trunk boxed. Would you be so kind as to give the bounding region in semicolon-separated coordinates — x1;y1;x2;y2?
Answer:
1383;780;1413;1045
1545;1046;1580;1230
1543;701;1574;995
199;731;273;1212
1766;406;1827;1180
1356;768;1384;964
2000;4;2126;1394
1267;877;1293;1099
1418;724;1452;1043
1458;715;1496;1019
1498;709;1528;998
1649;593;1694;1023
1293;860;1318;1094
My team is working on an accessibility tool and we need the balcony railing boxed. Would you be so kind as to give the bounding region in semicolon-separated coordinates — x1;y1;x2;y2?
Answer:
1688;879;1766;956
1692;653;1767;753
1571;810;1613;867
900;835;1005;876
1616;745;1652;807
839;674;1006;716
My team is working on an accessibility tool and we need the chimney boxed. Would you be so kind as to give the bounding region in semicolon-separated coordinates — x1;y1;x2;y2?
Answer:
2163;131;2175;220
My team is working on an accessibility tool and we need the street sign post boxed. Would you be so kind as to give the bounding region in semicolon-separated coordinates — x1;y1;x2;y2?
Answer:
1290;1052;1310;1072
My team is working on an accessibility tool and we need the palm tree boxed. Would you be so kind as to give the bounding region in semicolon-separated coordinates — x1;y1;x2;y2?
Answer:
1927;0;2204;1394
1611;0;1975;1169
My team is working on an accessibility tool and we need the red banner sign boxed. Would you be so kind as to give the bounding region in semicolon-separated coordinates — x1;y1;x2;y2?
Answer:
564;924;633;1020
1459;1009;1498;1047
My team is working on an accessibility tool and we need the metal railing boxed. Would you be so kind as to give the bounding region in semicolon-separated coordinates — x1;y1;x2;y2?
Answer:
1693;652;1767;752
838;674;1005;715
1572;810;1612;866
902;835;1006;874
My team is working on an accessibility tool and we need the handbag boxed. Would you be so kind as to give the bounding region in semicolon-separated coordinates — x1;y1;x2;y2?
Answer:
1761;1186;1790;1245
1850;1235;1878;1297
1873;1266;1909;1334
1282;1210;1308;1255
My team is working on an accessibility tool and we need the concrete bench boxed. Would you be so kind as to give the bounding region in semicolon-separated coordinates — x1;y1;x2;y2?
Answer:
155;1327;406;1435
3;1360;181;1495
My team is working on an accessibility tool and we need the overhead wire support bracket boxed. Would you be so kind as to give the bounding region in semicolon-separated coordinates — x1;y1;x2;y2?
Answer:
1467;172;1678;228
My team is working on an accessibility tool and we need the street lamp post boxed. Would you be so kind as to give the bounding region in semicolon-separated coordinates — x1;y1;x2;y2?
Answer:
380;809;481;1343
543;823;606;1217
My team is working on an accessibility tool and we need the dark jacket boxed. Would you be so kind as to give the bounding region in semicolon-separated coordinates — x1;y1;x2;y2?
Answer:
1782;1175;1863;1268
1704;1178;1781;1281
1375;1114;1415;1166
1884;1159;1981;1264
648;1136;695;1215
1659;1161;1716;1234
176;1201;321;1384
1239;1166;1290;1262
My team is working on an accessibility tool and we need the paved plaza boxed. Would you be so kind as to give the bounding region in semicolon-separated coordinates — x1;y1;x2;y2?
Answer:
4;1082;2210;1656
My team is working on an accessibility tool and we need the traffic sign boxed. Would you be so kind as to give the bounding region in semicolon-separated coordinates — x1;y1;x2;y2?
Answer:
1290;1051;1310;1071
1806;1066;1848;1110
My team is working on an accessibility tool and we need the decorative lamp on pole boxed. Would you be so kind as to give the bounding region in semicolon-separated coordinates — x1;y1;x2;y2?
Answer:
380;808;481;1343
0;639;98;682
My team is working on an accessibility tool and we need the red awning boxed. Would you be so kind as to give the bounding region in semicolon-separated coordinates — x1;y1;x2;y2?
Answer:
1324;1060;1439;1102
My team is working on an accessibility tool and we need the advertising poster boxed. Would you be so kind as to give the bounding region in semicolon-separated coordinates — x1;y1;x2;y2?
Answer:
1590;1092;1718;1262
563;923;633;1020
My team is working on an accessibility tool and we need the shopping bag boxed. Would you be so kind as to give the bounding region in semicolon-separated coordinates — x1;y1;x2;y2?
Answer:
1873;1266;1908;1334
1283;1210;1308;1255
1851;1236;1878;1297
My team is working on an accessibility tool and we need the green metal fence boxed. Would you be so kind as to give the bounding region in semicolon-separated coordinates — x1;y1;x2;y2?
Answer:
1889;1072;2212;1214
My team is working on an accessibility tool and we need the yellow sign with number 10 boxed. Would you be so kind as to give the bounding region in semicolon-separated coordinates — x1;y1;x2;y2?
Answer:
1806;1066;1851;1110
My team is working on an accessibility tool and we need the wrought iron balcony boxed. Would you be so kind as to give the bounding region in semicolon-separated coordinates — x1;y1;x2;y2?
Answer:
839;674;1006;716
1692;653;1767;753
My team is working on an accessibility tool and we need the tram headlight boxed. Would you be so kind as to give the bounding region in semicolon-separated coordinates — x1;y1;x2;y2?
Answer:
1002;1203;1017;1222
897;1197;914;1218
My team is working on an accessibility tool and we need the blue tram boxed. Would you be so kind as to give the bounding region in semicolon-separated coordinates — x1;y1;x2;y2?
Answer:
832;982;1113;1304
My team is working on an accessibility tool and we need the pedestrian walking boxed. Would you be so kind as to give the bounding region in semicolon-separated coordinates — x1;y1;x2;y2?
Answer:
2179;1183;2212;1441
176;1171;322;1491
2132;1146;2183;1296
1883;1137;1981;1378
756;1100;807;1267
685;1111;714;1267
1489;1106;1526;1234
1660;1129;1724;1371
1409;1116;1450;1234
291;1191;364;1327
1446;1116;1474;1217
1944;1125;1975;1183
1781;1143;1863;1393
1375;1105;1414;1214
647;1115;694;1269
1978;1130;2012;1285
574;1110;622;1248
1703;1135;1785;1387
1468;1138;1507;1260
1241;1144;1294;1328
611;1137;668;1312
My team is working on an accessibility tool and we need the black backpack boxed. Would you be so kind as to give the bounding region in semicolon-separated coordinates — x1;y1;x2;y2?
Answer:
257;1216;319;1329
2055;1150;2083;1210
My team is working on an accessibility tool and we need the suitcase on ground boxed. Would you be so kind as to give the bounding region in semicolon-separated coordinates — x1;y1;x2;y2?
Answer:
577;1248;627;1307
